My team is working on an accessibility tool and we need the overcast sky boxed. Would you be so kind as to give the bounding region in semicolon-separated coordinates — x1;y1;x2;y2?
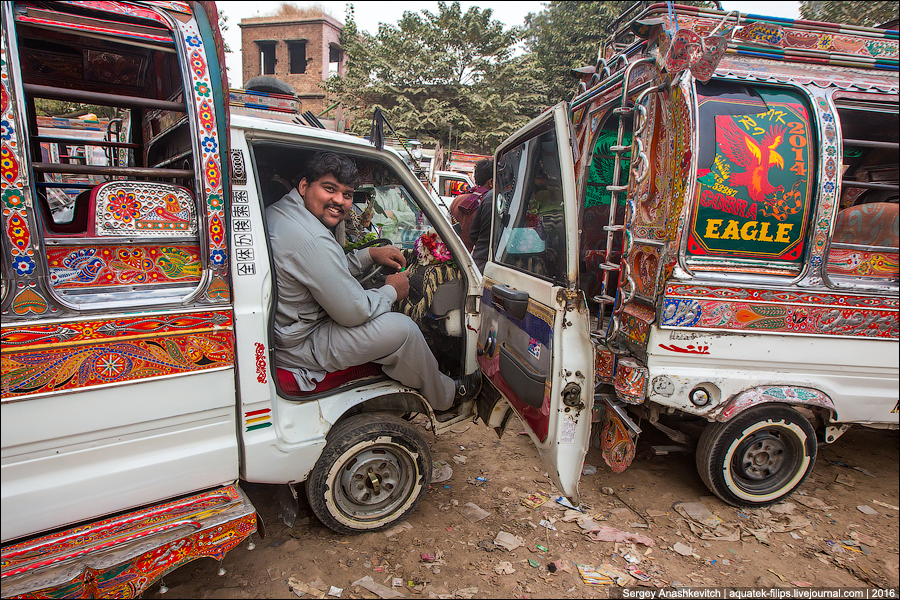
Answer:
219;1;801;88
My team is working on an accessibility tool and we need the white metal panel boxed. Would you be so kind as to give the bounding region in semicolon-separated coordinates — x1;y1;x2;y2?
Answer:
1;371;238;542
646;327;899;423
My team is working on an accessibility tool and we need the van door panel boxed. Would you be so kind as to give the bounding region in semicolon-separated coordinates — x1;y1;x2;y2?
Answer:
479;104;593;502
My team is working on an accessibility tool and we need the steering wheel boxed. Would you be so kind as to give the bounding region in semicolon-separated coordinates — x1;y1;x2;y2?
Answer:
350;238;394;287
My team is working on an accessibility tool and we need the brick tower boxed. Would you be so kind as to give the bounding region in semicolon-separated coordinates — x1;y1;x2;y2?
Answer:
239;12;344;116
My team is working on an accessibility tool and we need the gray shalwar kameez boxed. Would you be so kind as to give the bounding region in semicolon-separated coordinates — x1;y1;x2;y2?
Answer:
266;188;455;410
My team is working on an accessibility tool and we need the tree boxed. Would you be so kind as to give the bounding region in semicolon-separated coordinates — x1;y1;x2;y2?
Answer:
522;1;633;106
522;1;715;105
326;2;546;154
799;1;898;27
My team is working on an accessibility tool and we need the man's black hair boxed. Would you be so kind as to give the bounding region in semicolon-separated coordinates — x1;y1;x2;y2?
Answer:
473;158;494;187
299;152;361;189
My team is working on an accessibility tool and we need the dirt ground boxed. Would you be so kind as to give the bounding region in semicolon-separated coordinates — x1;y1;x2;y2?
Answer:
145;418;899;599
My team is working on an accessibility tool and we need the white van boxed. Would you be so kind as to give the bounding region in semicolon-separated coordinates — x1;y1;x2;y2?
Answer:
0;3;587;596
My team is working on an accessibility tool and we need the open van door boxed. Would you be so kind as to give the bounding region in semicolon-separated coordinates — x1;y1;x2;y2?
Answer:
478;103;594;503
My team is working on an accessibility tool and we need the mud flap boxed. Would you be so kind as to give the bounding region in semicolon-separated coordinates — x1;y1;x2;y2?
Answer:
276;482;299;528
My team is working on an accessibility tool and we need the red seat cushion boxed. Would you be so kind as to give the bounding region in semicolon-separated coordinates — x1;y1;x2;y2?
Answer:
276;363;384;396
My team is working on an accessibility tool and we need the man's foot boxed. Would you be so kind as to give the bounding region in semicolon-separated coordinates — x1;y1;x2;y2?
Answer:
452;371;482;402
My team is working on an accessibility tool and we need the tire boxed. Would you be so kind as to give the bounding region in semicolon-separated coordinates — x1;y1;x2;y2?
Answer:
244;76;295;96
696;405;816;507
306;413;432;534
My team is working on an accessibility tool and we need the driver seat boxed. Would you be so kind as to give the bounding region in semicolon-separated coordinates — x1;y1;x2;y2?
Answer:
276;363;384;397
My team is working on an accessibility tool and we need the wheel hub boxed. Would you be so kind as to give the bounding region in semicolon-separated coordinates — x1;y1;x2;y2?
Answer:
739;433;786;480
345;453;400;505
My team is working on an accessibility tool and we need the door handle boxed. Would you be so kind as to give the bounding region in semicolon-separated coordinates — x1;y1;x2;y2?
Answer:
491;284;529;320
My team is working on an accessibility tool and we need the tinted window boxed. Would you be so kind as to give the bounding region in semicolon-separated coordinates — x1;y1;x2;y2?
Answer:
494;121;568;284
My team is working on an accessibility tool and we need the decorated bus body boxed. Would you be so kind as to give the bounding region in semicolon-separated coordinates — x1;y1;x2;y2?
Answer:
479;2;897;508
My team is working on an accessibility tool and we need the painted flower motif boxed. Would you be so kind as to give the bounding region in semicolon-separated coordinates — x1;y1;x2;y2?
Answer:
201;136;218;153
1;119;13;140
210;249;227;266
207;194;222;210
107;190;141;223
823;181;835;194
787;308;809;331
821;112;833;123
186;35;202;47
14;255;35;275
825;146;837;156
194;81;210;97
810;255;823;267
9;221;27;240
2;188;24;209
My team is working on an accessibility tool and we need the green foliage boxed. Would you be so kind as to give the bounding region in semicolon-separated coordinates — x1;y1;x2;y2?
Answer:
522;1;716;105
799;1;898;27
218;9;232;54
522;1;634;106
326;2;546;154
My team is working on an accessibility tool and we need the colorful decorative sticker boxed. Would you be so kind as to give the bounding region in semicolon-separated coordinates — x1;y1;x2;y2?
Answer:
662;284;897;338
826;248;899;281
47;245;202;288
600;410;636;473
171;15;230;299
629;243;662;300
594;346;616;383
1;310;231;348
613;357;647;404
2;330;234;398
244;408;272;432
254;342;267;384
11;283;48;315
0;484;255;598
689;88;815;264
95;182;198;236
620;302;655;346
716;385;835;422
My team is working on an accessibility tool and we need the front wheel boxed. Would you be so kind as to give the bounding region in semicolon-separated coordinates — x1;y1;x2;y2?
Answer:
306;414;432;534
696;405;816;507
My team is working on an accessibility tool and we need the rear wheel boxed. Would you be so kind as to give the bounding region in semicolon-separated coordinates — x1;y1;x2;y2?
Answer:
697;405;816;507
306;414;431;534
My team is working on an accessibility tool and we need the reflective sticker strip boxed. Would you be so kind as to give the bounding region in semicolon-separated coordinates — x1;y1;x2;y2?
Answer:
244;408;271;431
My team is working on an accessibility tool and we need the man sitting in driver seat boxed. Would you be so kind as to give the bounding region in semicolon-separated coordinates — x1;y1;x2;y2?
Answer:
266;151;457;410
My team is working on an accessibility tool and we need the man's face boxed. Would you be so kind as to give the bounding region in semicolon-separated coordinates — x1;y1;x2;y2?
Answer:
297;174;355;229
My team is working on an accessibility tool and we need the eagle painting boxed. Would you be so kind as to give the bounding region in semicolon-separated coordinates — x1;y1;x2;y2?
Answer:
717;119;787;206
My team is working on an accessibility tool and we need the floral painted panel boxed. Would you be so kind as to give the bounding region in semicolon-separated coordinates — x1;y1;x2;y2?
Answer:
2;310;234;398
662;284;898;338
2;330;233;397
47;244;202;288
94;182;198;237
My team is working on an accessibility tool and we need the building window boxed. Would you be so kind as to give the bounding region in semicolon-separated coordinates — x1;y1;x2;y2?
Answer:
289;41;307;74
257;41;276;75
329;45;341;76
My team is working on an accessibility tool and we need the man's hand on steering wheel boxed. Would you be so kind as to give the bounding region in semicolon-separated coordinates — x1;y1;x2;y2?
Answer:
368;244;406;271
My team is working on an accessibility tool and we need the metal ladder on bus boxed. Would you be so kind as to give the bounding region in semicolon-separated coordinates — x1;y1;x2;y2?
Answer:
590;56;659;354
